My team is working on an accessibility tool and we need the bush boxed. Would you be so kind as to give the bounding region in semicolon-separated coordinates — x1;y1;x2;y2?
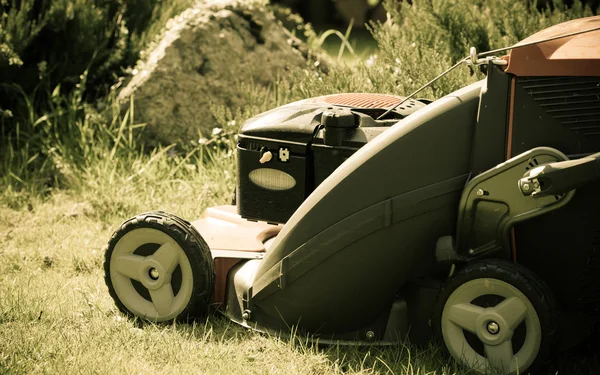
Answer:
367;0;597;98
291;0;596;101
1;0;597;209
0;0;200;206
0;0;194;117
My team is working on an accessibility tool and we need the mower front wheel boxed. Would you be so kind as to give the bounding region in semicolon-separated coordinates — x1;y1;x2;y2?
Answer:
104;211;215;322
432;259;559;375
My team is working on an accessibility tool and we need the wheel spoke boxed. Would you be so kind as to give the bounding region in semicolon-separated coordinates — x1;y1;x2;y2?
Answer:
485;340;514;372
113;254;145;281
150;284;174;316
151;241;180;273
493;296;528;330
447;303;485;334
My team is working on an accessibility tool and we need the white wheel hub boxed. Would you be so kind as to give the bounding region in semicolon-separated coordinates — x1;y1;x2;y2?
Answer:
441;278;542;375
109;228;194;321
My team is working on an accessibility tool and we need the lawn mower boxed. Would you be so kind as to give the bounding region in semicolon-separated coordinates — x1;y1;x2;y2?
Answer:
103;16;600;375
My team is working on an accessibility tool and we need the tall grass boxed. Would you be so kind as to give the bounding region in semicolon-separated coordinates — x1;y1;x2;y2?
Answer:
3;0;594;212
1;0;595;225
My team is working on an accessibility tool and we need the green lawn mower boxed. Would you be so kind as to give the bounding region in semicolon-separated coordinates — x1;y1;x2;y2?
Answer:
103;16;600;375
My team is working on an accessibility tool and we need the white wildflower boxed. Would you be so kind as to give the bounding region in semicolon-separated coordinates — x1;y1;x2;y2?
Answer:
366;55;377;67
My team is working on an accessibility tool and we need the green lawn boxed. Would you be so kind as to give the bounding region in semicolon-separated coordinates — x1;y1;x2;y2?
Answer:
1;144;599;374
1;187;466;375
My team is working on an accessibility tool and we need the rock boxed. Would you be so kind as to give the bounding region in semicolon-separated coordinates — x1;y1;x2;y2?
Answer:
118;0;317;147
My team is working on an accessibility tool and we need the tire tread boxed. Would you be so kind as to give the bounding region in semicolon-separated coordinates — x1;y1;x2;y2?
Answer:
431;259;560;374
103;211;215;322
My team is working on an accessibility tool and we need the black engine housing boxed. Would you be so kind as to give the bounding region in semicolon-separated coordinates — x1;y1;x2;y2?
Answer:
236;93;428;224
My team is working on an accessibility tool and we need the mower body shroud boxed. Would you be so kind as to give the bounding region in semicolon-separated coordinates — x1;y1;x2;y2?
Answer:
201;16;600;346
222;81;482;343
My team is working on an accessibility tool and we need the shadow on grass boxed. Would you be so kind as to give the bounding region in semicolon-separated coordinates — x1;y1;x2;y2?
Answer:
122;311;255;345
554;331;600;375
125;310;600;375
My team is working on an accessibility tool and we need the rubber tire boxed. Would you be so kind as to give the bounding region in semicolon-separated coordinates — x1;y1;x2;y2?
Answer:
104;211;215;322
431;259;560;375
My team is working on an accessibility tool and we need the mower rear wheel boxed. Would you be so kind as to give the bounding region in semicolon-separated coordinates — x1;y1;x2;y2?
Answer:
432;260;558;375
104;211;215;322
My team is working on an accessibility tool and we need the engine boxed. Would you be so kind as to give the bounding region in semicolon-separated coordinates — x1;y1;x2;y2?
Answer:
235;93;429;223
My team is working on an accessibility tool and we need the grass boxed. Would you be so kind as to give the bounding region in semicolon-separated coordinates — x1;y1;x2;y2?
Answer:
1;162;599;375
0;189;469;375
0;76;479;375
2;0;600;373
1;90;599;375
0;80;468;374
312;21;380;63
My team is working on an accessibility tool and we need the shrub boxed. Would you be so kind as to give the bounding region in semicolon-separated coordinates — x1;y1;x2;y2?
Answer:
0;0;194;118
279;0;596;103
367;0;596;98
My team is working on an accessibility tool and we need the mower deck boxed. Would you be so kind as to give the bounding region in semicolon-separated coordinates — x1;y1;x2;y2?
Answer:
191;205;281;305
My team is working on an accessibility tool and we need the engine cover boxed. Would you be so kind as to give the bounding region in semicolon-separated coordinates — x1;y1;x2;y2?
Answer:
236;93;428;224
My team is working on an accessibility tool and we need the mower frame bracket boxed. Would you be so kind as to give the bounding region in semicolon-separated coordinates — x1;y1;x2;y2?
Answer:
454;147;576;259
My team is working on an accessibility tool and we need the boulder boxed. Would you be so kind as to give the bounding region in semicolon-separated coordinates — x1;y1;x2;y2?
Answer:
118;0;317;147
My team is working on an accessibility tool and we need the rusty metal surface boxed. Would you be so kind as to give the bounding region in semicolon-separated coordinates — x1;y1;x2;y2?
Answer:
191;205;282;253
212;258;242;305
192;205;282;305
505;16;600;76
309;93;412;109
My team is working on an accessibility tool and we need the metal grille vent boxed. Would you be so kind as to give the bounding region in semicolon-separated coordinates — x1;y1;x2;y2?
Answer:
239;141;263;151
312;93;419;110
521;76;600;135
